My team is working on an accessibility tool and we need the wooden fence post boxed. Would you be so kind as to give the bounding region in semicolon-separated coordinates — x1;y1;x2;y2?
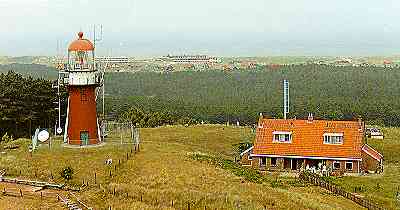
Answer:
94;172;97;184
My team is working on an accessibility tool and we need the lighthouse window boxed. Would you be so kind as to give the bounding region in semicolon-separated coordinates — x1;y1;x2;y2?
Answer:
80;89;88;103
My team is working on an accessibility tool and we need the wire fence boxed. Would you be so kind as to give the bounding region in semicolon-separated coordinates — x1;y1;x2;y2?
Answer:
299;172;385;210
102;122;139;146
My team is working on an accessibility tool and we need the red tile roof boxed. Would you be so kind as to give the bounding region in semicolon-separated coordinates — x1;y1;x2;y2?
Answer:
253;118;364;160
362;144;383;161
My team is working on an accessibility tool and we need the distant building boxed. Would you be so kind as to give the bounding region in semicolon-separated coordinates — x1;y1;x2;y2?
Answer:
95;56;133;64
366;127;384;139
334;58;353;66
160;55;218;64
241;114;383;175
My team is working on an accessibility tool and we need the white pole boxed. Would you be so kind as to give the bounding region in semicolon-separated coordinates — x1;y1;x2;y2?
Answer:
102;71;105;121
120;126;122;145
58;73;61;133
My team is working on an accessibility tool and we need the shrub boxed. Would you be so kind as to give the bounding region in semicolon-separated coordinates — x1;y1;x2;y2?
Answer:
1;132;13;143
60;166;74;181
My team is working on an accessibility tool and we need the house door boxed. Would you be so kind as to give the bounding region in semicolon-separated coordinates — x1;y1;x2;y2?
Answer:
80;131;89;145
283;158;291;169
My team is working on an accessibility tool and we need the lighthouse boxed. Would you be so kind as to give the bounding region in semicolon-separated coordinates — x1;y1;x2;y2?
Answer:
63;32;102;145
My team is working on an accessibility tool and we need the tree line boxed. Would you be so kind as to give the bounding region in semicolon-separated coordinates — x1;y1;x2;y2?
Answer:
0;71;57;139
1;63;400;137
105;64;400;126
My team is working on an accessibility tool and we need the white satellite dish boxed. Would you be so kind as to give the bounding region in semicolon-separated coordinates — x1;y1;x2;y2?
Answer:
37;130;50;142
57;127;63;134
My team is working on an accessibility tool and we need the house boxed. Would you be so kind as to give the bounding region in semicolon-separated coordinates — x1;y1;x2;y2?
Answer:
239;146;253;166
361;144;383;173
241;114;383;175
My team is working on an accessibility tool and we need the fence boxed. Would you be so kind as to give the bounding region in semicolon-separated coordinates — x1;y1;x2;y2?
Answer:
102;122;139;146
1;186;60;202
299;172;385;210
1;146;139;209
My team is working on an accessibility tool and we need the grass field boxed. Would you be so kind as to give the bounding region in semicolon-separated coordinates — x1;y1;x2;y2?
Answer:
328;127;400;209
0;125;392;209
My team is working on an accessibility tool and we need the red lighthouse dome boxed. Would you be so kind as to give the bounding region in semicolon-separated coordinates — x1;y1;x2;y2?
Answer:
68;32;94;52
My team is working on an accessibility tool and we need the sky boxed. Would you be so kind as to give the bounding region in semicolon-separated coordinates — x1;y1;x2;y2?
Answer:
0;0;398;57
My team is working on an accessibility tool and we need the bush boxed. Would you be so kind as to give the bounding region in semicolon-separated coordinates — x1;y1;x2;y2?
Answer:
60;166;74;181
1;132;14;143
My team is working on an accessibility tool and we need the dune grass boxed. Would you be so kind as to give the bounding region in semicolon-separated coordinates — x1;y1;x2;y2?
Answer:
328;127;400;209
0;125;366;209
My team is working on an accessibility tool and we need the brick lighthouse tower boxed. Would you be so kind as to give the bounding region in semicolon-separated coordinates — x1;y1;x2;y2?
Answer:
63;32;102;145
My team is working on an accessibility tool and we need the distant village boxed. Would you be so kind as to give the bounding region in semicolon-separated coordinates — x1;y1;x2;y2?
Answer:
1;55;399;73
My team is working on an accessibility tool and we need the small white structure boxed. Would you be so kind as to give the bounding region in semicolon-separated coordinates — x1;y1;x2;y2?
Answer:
366;127;384;139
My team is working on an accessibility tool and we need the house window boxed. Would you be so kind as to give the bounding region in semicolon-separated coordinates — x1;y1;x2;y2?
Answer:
333;161;341;170
248;155;252;160
271;157;277;166
273;131;292;143
345;162;353;170
323;133;343;144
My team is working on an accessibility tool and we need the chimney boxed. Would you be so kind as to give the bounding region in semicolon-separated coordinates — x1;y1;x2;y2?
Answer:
358;117;364;131
307;113;314;123
258;113;263;124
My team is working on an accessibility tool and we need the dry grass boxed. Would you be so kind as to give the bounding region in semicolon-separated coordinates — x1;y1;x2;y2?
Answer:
329;127;400;210
0;125;365;209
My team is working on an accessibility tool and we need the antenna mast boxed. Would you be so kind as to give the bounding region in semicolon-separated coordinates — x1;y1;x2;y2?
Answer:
92;25;106;123
54;39;64;135
283;80;289;119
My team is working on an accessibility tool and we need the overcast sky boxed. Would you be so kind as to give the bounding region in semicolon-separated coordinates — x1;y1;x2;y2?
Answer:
0;0;397;57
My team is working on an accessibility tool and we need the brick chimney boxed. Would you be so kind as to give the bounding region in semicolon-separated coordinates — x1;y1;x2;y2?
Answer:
358;117;364;131
307;113;314;123
257;113;264;127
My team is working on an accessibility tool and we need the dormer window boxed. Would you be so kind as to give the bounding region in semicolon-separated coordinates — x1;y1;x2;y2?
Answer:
273;131;292;143
323;133;343;145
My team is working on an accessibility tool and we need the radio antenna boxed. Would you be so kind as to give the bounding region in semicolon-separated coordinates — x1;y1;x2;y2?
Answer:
283;80;289;119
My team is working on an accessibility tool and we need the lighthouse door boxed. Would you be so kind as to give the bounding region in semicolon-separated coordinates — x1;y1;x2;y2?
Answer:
80;131;89;145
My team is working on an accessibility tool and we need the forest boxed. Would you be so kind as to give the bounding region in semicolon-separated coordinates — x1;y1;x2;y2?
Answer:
1;63;400;138
105;65;400;126
0;71;57;139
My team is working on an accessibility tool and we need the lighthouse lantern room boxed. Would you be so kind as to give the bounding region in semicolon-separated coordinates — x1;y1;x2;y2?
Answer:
63;32;102;145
